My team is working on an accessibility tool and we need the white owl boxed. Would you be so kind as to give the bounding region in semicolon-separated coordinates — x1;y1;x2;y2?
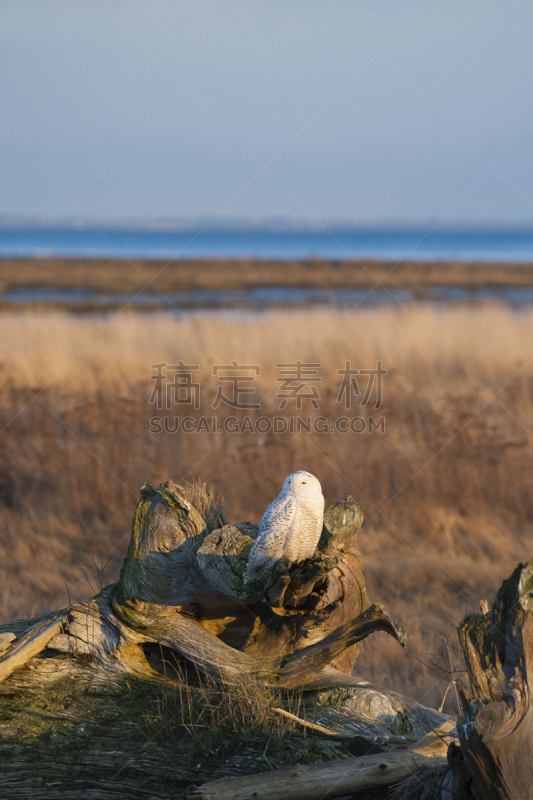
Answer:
244;471;325;590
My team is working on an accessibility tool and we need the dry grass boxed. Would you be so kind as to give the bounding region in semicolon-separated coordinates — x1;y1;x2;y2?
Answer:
179;478;224;529
0;660;350;788
0;304;532;711
121;665;352;780
2;257;533;298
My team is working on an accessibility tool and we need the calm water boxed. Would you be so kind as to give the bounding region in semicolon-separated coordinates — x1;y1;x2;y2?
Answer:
3;225;533;261
5;285;533;311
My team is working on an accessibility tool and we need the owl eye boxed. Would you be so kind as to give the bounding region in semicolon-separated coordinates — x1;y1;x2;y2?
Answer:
301;481;306;484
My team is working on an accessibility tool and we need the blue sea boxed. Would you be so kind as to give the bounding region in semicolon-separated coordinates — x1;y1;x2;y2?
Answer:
2;225;533;261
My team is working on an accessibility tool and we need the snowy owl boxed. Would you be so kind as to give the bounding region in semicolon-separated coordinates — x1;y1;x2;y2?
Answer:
244;471;325;590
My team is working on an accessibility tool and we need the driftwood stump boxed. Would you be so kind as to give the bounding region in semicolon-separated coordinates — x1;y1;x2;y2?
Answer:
448;558;533;800
0;479;450;798
111;480;406;685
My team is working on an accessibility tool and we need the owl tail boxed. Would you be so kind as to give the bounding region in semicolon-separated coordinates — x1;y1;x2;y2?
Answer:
243;555;276;591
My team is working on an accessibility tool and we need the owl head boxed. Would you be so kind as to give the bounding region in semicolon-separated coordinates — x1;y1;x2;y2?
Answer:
282;470;322;497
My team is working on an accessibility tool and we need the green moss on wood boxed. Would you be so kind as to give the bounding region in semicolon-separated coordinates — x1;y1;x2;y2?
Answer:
0;666;355;797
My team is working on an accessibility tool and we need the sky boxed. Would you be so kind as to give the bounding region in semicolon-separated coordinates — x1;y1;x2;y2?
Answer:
1;0;533;227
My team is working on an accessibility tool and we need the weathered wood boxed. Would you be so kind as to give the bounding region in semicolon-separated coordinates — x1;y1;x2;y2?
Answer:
187;728;450;800
0;481;454;800
0;632;16;651
112;484;391;678
442;742;473;800
320;495;363;554
272;707;424;745
453;558;533;800
112;595;406;686
0;614;65;684
0;479;456;800
295;666;448;736
0;653;452;800
0;480;404;696
409;719;457;755
116;480;207;607
0;483;407;706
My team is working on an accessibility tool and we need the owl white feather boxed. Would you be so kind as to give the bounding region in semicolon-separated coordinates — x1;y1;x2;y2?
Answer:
244;471;325;589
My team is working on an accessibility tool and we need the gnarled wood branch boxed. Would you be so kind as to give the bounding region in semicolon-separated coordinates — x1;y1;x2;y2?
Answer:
449;557;533;800
0;614;65;684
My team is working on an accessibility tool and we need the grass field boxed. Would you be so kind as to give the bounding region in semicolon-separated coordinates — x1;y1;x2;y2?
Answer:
2;257;533;297
1;303;531;711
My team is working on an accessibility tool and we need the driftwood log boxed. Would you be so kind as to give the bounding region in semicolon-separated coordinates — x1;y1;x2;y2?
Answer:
445;558;533;800
190;721;456;800
0;479;451;798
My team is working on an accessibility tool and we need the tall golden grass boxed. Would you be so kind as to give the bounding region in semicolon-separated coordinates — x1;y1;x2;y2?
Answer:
1;304;532;710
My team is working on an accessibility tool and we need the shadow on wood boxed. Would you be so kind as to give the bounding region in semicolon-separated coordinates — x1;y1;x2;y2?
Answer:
448;558;533;800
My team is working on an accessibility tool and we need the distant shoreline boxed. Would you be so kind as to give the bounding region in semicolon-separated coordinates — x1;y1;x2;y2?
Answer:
4;224;533;263
3;257;533;290
2;258;533;311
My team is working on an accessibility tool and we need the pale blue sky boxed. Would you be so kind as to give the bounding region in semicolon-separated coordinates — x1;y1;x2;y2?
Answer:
1;0;533;225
